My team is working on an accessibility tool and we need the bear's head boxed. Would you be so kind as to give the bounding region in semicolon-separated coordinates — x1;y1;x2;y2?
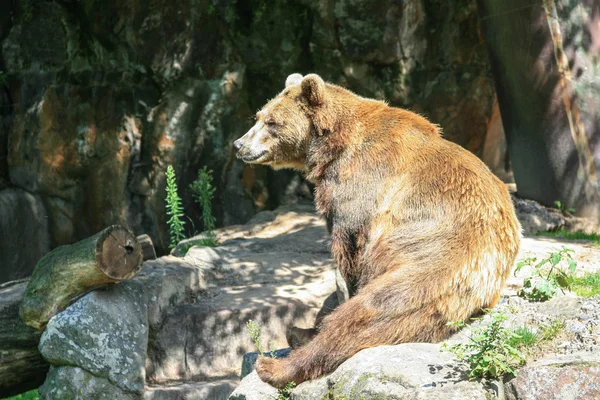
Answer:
234;73;327;170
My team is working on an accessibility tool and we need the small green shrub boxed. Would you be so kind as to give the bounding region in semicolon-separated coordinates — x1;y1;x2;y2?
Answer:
0;71;6;86
442;311;526;380
189;166;217;246
553;200;576;215
165;165;186;249
246;319;266;357
515;247;577;302
508;326;538;349
539;319;564;341
571;271;600;298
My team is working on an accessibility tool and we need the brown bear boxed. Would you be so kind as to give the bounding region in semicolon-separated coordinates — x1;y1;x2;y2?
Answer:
233;73;521;388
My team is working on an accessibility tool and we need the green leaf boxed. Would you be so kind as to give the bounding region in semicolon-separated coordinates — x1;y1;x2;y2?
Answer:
551;252;561;266
567;258;577;275
555;274;571;289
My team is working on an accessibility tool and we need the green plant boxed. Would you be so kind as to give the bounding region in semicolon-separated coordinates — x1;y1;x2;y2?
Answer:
515;247;577;302
442;311;526;380
0;70;6;86
189;166;217;247
508;326;538;349
554;200;576;215
539;319;565;341
165;165;186;249
277;381;296;400
246;320;296;398
571;271;600;298
246;319;266;357
4;390;39;400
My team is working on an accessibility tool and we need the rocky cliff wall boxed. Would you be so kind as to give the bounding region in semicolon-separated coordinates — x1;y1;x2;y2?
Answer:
0;0;501;281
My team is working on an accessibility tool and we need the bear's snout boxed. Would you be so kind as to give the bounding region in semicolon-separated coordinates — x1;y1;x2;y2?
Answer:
233;138;243;152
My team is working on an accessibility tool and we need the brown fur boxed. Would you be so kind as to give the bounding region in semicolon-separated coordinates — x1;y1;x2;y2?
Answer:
234;73;521;388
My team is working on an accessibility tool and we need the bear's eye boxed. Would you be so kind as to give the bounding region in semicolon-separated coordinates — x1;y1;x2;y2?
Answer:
265;119;278;126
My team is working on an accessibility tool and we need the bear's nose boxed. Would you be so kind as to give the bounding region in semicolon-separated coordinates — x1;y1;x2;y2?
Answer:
233;139;243;151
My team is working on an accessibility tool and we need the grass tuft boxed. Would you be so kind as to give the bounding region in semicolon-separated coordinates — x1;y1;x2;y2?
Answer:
537;230;600;245
571;272;600;298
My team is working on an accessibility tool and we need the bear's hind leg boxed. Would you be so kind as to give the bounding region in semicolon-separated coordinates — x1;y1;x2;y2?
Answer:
255;271;462;388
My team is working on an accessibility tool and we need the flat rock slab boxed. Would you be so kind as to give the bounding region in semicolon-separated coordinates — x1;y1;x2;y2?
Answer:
145;379;237;400
505;353;600;400
39;281;148;393
144;205;337;383
231;344;491;400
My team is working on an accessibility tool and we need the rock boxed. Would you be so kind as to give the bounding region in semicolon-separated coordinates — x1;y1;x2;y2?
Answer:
505;354;600;400
39;366;141;400
0;188;50;284
39;281;148;394
232;344;490;400
534;296;582;319
511;195;566;235
144;379;237;400
228;371;278;400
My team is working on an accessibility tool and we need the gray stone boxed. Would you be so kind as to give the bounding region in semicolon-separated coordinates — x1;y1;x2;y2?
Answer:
228;371;278;400
39;366;141;400
145;379;237;400
511;195;566;235
0;188;50;284
505;353;600;400
535;296;582;319
39;281;148;394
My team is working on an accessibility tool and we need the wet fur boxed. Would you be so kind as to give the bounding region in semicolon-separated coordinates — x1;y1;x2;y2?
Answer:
239;75;521;388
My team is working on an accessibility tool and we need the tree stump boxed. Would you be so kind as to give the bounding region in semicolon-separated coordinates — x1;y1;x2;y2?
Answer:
20;225;144;331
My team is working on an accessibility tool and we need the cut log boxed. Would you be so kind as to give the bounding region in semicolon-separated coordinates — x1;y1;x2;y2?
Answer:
137;234;157;261
20;225;143;331
0;280;49;397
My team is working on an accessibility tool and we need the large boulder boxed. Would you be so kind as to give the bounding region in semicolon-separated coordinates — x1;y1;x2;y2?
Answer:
39;281;148;394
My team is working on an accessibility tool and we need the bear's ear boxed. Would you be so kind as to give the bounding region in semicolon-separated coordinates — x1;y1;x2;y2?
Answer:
301;74;325;106
285;73;303;88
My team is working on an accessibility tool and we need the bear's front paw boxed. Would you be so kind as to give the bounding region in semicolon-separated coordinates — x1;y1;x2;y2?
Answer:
255;357;293;389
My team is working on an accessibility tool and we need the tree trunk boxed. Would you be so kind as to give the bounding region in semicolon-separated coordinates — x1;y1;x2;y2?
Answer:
20;225;144;331
477;0;600;222
0;280;49;397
